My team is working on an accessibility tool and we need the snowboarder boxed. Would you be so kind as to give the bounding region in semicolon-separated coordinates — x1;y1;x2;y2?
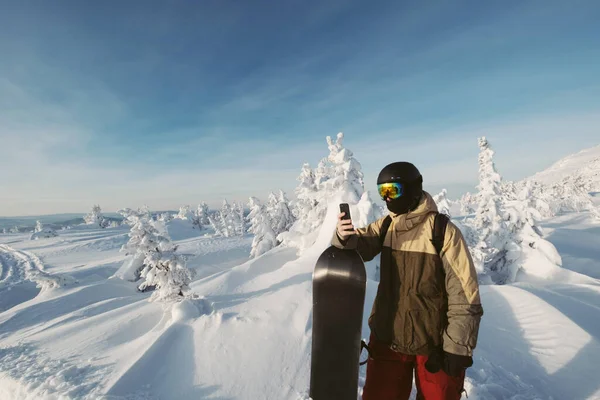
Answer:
333;162;483;400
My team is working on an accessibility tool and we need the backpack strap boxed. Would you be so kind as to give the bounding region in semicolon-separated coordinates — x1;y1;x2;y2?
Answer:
378;215;392;247
431;212;449;256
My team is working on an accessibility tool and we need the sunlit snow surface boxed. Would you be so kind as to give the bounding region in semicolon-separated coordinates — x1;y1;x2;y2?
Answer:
0;208;599;400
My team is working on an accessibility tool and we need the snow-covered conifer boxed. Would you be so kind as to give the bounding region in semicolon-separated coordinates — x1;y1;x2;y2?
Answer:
501;182;562;280
221;199;238;237
10;226;19;234
273;190;295;236
470;137;515;283
280;132;377;252
30;220;58;240
248;197;277;258
324;133;365;203
292;163;317;221
459;192;476;215
433;189;452;217
208;211;224;236
116;207;194;299
84;205;108;228
196;202;210;226
177;205;193;220
231;201;245;235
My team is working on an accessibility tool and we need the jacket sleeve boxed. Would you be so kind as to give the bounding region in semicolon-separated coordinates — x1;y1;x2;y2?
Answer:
331;216;386;262
440;222;483;357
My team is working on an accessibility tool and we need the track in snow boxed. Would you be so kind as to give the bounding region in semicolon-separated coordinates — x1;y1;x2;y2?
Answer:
0;244;74;313
0;244;72;290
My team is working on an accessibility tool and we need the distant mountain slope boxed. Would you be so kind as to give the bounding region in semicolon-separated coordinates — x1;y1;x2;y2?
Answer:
529;144;600;193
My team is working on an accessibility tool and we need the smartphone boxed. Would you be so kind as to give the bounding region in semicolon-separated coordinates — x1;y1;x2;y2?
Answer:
339;203;351;220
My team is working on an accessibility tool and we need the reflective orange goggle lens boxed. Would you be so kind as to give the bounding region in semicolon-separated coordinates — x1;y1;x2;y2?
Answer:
377;182;404;200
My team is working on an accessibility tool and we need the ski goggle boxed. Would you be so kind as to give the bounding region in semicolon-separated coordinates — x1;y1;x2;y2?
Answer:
377;182;404;200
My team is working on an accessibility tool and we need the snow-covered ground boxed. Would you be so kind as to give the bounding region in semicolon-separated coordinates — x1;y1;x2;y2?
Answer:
0;209;599;400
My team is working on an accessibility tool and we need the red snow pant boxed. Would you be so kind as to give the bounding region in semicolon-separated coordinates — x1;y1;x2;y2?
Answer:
362;335;466;400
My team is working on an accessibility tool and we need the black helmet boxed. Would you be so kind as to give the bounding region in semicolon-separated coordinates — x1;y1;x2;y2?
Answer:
377;162;422;185
377;162;424;214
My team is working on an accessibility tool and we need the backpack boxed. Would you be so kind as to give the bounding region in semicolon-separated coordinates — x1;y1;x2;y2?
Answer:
378;211;449;255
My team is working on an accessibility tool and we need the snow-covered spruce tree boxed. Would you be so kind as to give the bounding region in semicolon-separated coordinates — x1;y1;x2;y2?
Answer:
220;199;238;237
292;163;318;221
84;205;108;228
469;137;519;284
176;205;193;220
248;197;278;258
502;182;562;279
158;212;174;223
116;207;155;281
137;228;195;301
2;228;6;234
30;220;58;240
117;207;194;299
232;201;246;235
279;132;378;252
266;191;279;226
272;190;295;237
433;189;452;217
207;210;224;236
10;226;19;234
459;192;476;216
195;202;211;226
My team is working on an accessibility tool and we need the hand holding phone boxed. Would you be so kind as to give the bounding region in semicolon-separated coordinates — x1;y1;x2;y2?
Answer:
337;203;356;239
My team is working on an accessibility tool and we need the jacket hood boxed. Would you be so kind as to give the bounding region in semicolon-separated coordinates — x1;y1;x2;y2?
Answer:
390;191;438;231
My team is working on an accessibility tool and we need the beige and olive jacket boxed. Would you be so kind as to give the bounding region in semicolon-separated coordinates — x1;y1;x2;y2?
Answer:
332;191;483;357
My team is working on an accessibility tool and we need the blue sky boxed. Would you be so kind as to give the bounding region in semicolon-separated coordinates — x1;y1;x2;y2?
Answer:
1;0;599;216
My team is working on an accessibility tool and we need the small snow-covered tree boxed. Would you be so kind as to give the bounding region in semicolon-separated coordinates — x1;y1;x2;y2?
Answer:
84;205;108;228
116;207;155;281
10;226;19;234
137;227;195;301
231;201;246;235
459;192;476;215
158;212;174;223
221;199;238;237
501;182;562;280
116;207;194;300
2;228;7;234
433;189;452;217
266;191;279;225
176;205;193;220
272;190;295;236
30;220;58;240
248;197;278;258
292;163;317;221
208;211;224;236
196;202;210;226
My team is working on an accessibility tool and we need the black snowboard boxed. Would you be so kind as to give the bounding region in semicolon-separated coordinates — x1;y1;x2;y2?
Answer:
309;245;367;400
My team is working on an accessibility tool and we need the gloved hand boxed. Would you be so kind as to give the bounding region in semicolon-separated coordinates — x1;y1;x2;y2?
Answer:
425;350;473;377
